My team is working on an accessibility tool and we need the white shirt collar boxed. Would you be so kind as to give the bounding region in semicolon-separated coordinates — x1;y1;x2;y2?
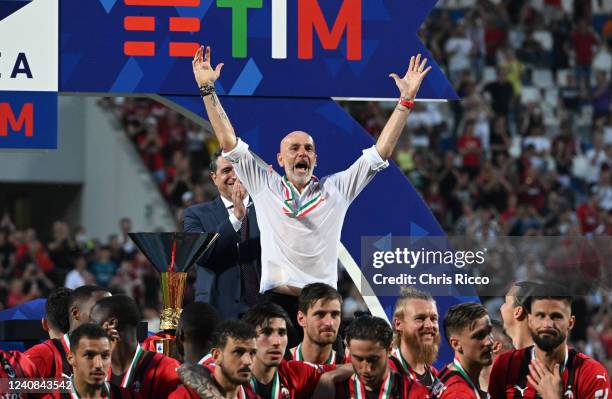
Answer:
220;195;250;210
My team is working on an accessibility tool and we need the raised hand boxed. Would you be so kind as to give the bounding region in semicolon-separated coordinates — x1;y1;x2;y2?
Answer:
389;53;432;100
192;46;224;88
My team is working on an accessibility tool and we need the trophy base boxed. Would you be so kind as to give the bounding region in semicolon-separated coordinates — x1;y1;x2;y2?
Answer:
153;336;180;360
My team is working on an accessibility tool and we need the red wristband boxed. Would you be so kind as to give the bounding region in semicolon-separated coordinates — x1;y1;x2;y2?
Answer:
398;98;414;109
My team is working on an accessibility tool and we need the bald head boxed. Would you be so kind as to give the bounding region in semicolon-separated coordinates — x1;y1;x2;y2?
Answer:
277;131;317;190
280;131;315;152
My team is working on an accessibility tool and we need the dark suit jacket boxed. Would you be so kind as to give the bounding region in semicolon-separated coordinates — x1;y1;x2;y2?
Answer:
183;196;261;320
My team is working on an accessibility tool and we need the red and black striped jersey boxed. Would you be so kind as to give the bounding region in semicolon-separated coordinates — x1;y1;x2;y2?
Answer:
248;360;334;399
287;344;345;366
25;338;71;379
431;364;488;399
335;368;430;399
389;349;439;392
488;346;611;399
0;350;39;379
108;348;180;399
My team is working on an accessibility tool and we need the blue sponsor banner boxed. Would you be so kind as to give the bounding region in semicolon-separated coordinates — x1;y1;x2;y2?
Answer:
0;91;58;149
60;0;456;99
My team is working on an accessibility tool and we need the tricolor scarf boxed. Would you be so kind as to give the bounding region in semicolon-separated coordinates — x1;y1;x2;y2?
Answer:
62;333;71;352
452;358;487;399
391;348;436;384
281;176;324;218
348;369;394;399
250;370;281;399
291;343;336;365
69;377;111;399
120;346;145;388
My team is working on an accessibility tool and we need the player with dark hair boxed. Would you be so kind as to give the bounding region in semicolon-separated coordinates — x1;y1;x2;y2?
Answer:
290;283;344;365
334;315;429;398
42;287;72;339
90;295;181;398
489;286;610;399
68;285;113;333
479;319;513;392
499;281;539;349
432;302;493;399
170;319;259;399
242;302;340;398
391;286;441;390
46;323;135;399
26;285;111;379
176;301;219;365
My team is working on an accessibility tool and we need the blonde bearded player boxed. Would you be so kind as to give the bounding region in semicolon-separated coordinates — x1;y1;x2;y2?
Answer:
391;286;441;391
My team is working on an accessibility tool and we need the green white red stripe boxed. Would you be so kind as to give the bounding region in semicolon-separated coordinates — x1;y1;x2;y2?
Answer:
349;369;394;399
293;343;336;365
392;348;415;380
281;176;324;218
452;358;481;398
69;377;110;399
62;333;71;352
120;345;145;388
250;370;280;398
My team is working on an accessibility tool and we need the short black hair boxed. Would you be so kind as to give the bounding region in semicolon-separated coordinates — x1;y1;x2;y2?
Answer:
298;283;343;314
508;281;540;308
345;315;393;348
242;302;293;330
91;295;140;330
443;302;488;344
209;149;223;173
46;287;73;333
524;283;573;313
179;302;219;352
70;323;110;353
69;285;111;310
211;320;256;350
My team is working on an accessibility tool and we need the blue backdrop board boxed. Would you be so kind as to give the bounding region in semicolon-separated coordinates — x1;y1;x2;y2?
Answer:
59;0;456;99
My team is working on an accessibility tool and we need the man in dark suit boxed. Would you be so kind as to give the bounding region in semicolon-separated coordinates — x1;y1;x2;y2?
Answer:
184;149;261;320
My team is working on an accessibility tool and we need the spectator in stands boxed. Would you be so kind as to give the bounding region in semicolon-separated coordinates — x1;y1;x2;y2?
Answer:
445;22;473;83
65;255;95;290
457;119;483;177
118;217;136;259
90;246;117;288
571;18;600;96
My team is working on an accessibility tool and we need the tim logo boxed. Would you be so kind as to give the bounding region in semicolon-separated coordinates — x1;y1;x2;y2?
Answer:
0;102;33;137
122;0;361;60
123;0;201;57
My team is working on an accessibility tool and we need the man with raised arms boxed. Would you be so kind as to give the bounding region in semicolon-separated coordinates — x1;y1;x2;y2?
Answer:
191;46;432;338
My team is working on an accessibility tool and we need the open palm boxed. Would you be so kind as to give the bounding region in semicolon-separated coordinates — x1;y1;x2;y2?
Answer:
389;53;432;100
192;46;224;87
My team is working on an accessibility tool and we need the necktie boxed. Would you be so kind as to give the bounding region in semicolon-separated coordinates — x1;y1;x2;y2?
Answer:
238;205;260;305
